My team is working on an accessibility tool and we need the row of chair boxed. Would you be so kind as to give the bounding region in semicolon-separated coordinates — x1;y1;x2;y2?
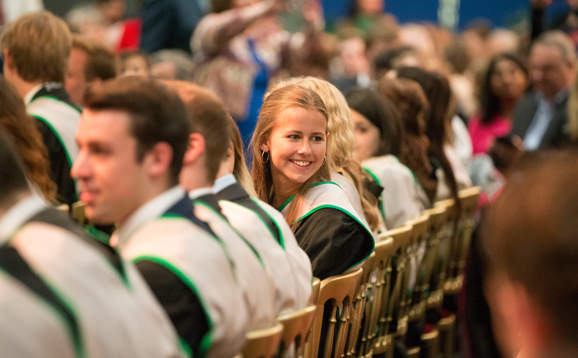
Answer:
241;186;480;358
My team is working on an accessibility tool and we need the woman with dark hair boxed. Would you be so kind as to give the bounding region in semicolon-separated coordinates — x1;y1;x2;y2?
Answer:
395;66;472;202
0;77;57;203
468;53;528;155
346;87;427;229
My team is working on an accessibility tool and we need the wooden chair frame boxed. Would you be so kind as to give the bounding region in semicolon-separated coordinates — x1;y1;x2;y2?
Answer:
374;226;412;358
310;269;363;358
242;323;284;358
278;305;317;358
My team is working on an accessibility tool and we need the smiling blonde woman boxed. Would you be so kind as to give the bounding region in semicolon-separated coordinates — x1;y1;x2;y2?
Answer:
252;84;374;279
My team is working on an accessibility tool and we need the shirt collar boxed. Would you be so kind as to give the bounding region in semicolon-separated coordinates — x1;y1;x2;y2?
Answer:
538;88;570;105
23;84;44;106
213;174;237;194
115;186;185;246
0;195;46;245
188;187;215;200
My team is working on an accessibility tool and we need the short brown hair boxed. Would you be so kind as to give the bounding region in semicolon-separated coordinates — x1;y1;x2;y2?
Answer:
72;35;117;82
84;77;191;185
483;150;578;348
165;81;231;183
1;11;72;83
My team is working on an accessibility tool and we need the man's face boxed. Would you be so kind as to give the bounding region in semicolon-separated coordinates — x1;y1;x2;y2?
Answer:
529;44;573;99
65;48;89;106
72;109;149;225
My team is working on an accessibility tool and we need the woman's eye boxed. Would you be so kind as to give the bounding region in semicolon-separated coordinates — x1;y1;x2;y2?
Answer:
288;134;300;140
311;136;323;142
356;127;367;134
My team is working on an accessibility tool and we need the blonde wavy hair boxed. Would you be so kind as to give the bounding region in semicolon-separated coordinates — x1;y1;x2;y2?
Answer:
225;113;258;198
266;77;380;231
252;84;330;229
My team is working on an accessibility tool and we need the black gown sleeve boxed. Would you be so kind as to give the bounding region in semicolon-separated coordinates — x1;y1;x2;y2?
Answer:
135;260;210;357
294;208;374;280
34;118;76;206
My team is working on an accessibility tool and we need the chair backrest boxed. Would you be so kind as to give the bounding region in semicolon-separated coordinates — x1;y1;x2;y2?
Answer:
378;226;412;341
433;199;456;291
454;187;481;278
72;201;87;226
346;252;376;358
310;269;363;358
242;323;284;358
402;214;429;319
55;204;69;214
310;278;321;305
278;305;317;358
416;206;448;311
362;237;395;356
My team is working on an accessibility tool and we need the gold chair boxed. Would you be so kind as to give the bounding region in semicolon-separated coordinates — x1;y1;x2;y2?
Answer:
346;252;375;358
242;323;284;358
432;199;458;358
278;305;317;358
72;201;88;226
309;269;363;358
402;214;429;323
310;278;321;305
375;226;412;358
358;238;394;358
55;204;70;214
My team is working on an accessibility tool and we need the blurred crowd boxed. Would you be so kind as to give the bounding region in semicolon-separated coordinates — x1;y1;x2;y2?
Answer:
3;0;578;358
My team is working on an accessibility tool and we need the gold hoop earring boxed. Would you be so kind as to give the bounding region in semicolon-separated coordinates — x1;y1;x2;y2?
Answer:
262;151;269;163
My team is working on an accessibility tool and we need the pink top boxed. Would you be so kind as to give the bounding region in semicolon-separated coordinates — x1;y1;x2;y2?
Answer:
467;114;512;155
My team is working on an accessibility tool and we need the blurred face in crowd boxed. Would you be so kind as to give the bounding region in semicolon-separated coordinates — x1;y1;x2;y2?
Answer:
351;109;380;161
529;44;574;99
234;0;260;8
357;0;384;15
66;48;89;106
261;107;327;194
491;58;528;102
340;38;369;77
120;55;149;77
72;110;151;225
98;0;126;24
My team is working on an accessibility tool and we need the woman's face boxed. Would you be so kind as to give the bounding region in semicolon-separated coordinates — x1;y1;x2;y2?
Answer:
351;109;380;161
262;107;327;191
490;59;528;101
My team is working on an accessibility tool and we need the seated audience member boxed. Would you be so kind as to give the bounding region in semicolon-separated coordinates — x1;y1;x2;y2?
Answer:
346;87;424;229
482;150;578;358
72;77;247;358
268;76;380;234
139;0;204;54
331;36;371;94
215;112;313;314
373;46;422;81
395;67;472;202
167;81;276;330
511;31;575;151
118;51;150;77
150;49;195;81
0;130;184;357
0;77;57;202
66;35;117;107
191;0;324;149
377;77;436;211
252;84;374;280
1;11;80;206
468;53;528;155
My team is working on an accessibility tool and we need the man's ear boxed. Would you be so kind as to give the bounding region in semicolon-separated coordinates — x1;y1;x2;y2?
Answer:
183;133;206;165
3;49;14;71
144;141;173;178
